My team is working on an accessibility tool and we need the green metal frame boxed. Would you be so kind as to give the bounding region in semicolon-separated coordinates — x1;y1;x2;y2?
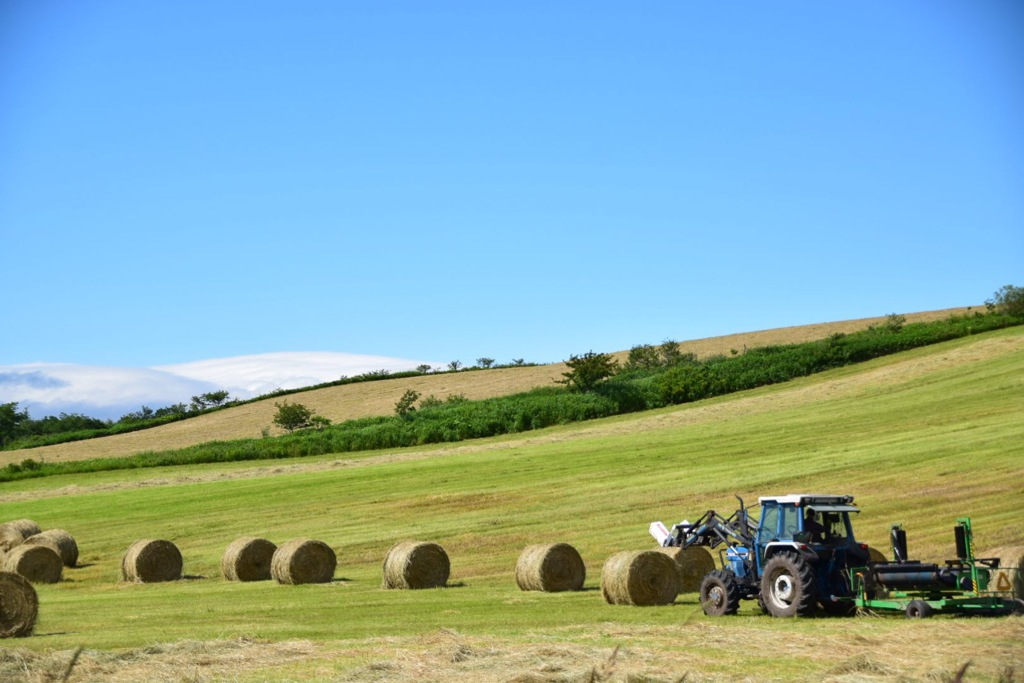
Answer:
849;517;1020;617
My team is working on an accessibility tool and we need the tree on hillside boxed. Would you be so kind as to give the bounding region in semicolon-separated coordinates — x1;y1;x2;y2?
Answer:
272;401;317;432
0;402;30;447
394;390;421;419
986;284;1024;316
559;351;619;393
448;360;463;372
625;344;661;371
190;390;231;412
476;357;495;369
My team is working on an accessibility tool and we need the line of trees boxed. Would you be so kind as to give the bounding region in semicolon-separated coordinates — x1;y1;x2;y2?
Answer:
0;390;236;450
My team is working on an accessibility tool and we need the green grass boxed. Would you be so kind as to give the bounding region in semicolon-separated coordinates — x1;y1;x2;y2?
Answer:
1;327;1023;681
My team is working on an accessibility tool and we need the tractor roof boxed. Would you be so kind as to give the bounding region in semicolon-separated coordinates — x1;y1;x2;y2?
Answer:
758;494;856;507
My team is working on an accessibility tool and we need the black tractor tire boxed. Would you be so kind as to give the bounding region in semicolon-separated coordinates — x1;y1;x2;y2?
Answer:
700;570;742;616
905;600;934;619
1013;598;1024;616
760;551;818;618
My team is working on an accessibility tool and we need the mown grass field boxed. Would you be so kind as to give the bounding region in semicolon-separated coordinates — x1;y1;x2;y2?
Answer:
1;322;1022;682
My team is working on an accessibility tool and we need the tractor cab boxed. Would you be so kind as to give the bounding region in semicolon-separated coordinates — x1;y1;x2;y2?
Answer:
755;494;865;576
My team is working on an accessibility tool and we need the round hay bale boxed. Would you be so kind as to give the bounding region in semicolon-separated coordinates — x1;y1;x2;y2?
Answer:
656;546;715;593
515;543;586;592
270;539;336;585
0;571;38;638
6;520;41;540
25;529;78;568
601;550;679;606
382;541;450;589
0;525;24;554
121;539;182;583
21;536;62;562
222;537;277;582
866;545;888;564
2;545;62;584
984;545;1024;598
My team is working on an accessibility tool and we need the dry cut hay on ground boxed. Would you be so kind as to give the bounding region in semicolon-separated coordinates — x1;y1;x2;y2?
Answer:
222;537;277;582
1;545;62;584
515;543;586;592
270;539;336;585
601;550;679;606
983;545;1024;599
24;529;78;568
655;546;715;593
121;539;183;583
382;541;450;589
0;571;38;638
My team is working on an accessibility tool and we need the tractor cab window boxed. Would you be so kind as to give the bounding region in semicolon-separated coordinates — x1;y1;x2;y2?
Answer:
821;512;850;542
779;504;800;540
759;504;779;539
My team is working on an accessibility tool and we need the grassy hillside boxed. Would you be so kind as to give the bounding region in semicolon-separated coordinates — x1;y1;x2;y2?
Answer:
0;324;1021;682
11;306;976;467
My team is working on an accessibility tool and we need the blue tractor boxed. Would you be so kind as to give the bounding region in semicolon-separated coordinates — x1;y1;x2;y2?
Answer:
653;494;870;617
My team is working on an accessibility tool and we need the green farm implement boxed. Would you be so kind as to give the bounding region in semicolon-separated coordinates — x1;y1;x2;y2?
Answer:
852;517;1023;618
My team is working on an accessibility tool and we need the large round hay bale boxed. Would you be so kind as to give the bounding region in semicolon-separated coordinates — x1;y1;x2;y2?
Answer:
0;571;38;638
2;545;62;584
271;539;336;585
984;545;1024;598
222;537;277;582
656;546;715;593
0;525;24;554
6;520;41;539
121;539;183;583
866;545;888;564
515;543;586;592
601;550;679;606
24;529;78;568
382;541;450;589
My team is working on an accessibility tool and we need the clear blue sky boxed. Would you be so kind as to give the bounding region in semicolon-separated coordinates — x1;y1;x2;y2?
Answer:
3;1;1022;371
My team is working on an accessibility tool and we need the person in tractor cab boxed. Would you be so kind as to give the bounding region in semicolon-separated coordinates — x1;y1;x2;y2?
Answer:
803;509;827;543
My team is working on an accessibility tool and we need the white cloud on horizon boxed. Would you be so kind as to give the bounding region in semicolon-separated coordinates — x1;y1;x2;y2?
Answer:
0;352;439;420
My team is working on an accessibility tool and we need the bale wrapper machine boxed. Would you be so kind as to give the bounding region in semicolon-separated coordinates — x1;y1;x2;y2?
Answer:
853;517;1023;618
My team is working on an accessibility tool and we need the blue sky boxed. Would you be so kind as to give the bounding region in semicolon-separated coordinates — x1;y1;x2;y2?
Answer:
1;2;1022;418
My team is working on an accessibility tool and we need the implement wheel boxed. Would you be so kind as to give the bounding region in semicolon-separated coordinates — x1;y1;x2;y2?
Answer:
699;570;741;616
905;600;934;619
760;552;817;617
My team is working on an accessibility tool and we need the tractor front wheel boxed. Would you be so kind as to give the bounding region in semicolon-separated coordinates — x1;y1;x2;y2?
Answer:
700;570;741;616
760;552;817;617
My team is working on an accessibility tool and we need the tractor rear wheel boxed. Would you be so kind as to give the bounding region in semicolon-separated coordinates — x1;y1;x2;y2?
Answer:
700;570;741;616
760;552;817;617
